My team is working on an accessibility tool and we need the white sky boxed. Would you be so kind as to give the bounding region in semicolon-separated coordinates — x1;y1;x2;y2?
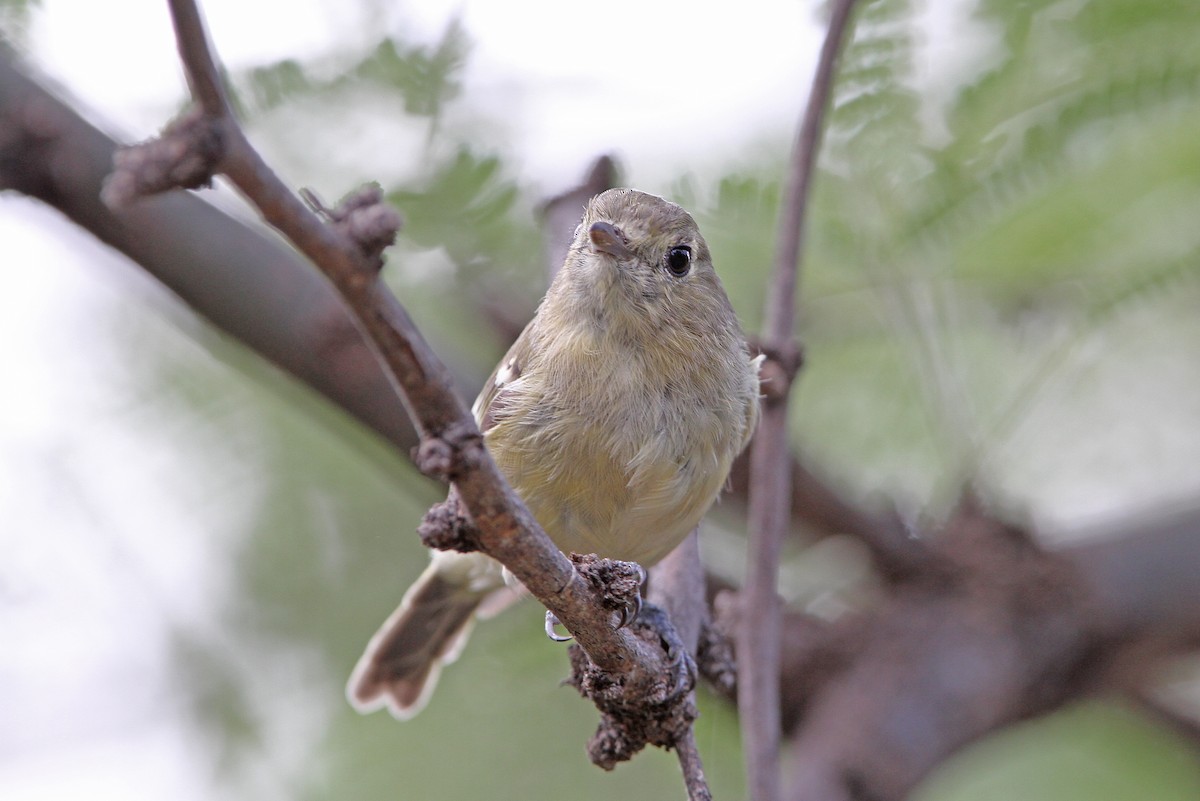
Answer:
25;0;828;186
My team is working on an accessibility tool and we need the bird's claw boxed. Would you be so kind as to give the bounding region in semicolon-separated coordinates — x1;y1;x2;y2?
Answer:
615;563;648;630
668;648;697;702
545;610;573;642
616;591;642;629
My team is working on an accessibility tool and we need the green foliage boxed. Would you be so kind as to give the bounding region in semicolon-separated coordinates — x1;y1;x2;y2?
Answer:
236;18;468;121
242;58;310;113
916;702;1200;801
233;16;544;370
353;19;468;119
692;0;1200;504
387;145;529;281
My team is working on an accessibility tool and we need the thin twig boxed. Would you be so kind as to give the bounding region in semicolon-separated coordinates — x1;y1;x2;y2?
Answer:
144;0;691;769
676;727;714;801
167;0;229;117
739;1;860;800
647;531;713;795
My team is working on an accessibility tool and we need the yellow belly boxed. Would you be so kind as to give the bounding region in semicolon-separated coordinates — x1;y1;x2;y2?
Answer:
487;411;731;567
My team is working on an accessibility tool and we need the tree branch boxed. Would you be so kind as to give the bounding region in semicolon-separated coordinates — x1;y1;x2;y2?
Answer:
775;499;1200;801
0;46;436;455
167;0;230;117
739;2;860;799
675;726;715;801
648;531;714;800
727;443;928;581
539;153;618;280
111;0;697;776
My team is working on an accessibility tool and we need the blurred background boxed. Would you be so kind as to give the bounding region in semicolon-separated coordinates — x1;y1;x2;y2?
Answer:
2;0;1200;799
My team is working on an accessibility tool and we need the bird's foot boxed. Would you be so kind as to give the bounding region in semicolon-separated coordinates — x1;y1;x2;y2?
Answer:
632;600;696;703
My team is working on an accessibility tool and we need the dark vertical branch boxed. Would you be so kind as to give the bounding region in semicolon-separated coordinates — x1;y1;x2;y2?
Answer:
648;530;712;799
676;726;715;801
766;0;858;340
539;154;618;280
739;405;791;801
738;2;860;800
166;0;230;117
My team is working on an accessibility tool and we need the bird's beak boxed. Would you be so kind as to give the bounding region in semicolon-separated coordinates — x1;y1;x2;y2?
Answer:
588;221;634;260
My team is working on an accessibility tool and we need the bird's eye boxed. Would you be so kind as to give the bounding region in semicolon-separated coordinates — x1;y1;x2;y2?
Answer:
665;246;692;277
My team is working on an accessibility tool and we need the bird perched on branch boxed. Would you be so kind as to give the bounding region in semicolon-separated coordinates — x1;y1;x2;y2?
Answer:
348;188;761;719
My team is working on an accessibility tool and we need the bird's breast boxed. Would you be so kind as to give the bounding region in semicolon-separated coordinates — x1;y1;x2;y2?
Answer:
485;336;742;566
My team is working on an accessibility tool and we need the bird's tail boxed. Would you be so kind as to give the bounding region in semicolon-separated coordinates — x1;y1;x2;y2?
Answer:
347;551;507;719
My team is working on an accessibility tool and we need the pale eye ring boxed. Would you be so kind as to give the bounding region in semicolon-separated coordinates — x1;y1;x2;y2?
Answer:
665;245;692;277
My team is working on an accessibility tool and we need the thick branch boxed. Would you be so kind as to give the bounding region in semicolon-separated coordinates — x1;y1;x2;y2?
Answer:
739;2;860;799
1071;503;1200;644
0;47;433;454
727;447;928;580
780;502;1200;801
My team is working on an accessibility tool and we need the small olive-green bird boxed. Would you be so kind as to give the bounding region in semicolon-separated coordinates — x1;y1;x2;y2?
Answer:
348;188;761;719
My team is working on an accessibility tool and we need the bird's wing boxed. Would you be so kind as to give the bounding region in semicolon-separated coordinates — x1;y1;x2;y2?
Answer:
472;320;538;434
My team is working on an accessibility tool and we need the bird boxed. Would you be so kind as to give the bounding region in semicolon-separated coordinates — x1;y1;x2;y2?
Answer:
347;188;761;719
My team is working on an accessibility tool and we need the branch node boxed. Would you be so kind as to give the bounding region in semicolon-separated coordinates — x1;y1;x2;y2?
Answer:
412;420;485;483
412;422;487;553
102;105;224;207
571;553;645;619
942;487;1039;552
567;599;698;770
305;184;402;271
754;339;805;402
416;494;481;553
696;618;738;696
